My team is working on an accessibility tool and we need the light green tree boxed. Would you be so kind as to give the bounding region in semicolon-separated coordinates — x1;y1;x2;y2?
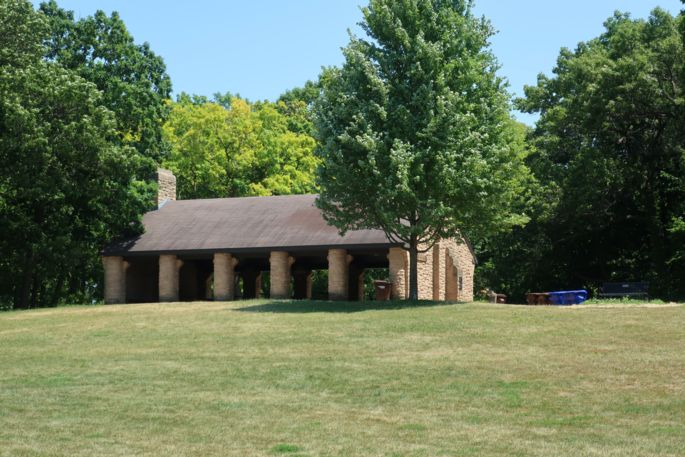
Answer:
163;95;319;199
314;0;529;300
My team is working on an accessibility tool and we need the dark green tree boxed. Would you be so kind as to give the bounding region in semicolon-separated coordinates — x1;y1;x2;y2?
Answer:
0;0;151;309
511;8;685;300
39;1;172;162
314;0;528;300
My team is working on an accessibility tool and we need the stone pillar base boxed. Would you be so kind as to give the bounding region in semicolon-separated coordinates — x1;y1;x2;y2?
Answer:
103;256;127;304
159;255;182;302
328;249;353;301
214;253;238;301
388;247;408;300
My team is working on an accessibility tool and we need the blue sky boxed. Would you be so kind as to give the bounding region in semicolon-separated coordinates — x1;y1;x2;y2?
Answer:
33;1;682;124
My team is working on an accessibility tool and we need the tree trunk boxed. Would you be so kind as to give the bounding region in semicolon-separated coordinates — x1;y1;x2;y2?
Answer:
17;250;35;309
408;235;419;301
30;269;41;308
50;274;66;307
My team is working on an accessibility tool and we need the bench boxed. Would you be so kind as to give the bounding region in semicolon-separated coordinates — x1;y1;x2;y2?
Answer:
597;282;649;300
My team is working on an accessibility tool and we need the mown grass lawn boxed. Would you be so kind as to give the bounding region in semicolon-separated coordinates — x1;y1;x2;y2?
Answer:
1;300;684;457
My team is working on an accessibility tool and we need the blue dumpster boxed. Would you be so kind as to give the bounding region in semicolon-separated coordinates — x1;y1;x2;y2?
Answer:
548;290;588;305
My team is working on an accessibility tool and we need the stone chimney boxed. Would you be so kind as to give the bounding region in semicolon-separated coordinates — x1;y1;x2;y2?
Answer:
157;168;176;208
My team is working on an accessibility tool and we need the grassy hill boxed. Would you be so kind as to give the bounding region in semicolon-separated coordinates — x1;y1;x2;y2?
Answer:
1;301;684;456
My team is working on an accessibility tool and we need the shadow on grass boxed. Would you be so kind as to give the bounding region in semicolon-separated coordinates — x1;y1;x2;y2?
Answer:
234;299;462;314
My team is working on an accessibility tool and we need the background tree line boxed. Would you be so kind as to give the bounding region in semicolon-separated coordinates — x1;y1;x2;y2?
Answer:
1;0;684;309
0;0;319;309
1;0;162;309
477;6;685;301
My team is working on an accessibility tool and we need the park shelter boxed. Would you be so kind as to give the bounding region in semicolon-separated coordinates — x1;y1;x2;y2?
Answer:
101;169;475;303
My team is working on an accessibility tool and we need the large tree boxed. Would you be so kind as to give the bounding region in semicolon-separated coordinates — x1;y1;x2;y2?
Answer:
39;1;172;162
510;8;685;300
277;80;320;136
314;0;528;300
163;94;319;198
0;0;151;308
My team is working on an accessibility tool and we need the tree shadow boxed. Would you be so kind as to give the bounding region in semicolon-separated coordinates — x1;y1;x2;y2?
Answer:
233;299;462;314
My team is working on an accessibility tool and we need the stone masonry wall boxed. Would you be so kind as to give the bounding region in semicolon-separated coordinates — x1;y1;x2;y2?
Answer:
270;251;293;299
408;237;475;302
432;244;445;300
443;237;475;302
159;254;182;302
416;248;433;300
388;247;408;299
214;253;238;301
157;168;177;207
328;249;350;301
445;251;459;301
103;256;127;304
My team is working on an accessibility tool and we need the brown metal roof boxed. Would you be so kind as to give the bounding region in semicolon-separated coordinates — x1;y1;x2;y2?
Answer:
104;194;398;256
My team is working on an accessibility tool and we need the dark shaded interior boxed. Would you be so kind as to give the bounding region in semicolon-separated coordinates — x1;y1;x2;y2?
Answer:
179;257;213;301
123;247;391;302
126;257;159;303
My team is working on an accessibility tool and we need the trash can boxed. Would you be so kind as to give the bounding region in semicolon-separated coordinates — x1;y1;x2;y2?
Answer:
373;280;392;301
548;290;588;305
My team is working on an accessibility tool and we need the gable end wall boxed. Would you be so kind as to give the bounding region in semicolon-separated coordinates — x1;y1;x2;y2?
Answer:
414;237;475;302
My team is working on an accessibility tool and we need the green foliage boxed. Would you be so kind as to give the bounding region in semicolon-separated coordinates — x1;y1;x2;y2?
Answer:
314;0;529;299
482;9;685;301
362;268;390;301
39;0;172;162
0;0;47;67
162;95;319;198
277;80;320;136
0;0;153;309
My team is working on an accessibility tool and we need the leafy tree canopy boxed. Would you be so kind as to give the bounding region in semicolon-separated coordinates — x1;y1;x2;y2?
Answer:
483;8;685;300
0;0;153;309
39;0;172;162
163;94;319;199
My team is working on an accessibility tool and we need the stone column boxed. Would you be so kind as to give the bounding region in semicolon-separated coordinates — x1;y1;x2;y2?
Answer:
328;249;353;301
213;253;238;301
388;247;408;300
432;242;445;301
293;270;312;300
159;255;183;302
103;256;127;304
270;251;294;299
